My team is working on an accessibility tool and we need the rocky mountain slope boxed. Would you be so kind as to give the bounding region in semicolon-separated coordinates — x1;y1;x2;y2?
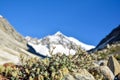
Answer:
92;25;120;52
0;16;36;64
26;32;95;57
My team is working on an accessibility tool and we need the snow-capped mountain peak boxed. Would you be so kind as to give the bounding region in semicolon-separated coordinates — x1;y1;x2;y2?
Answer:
26;32;95;57
55;31;63;36
68;37;95;50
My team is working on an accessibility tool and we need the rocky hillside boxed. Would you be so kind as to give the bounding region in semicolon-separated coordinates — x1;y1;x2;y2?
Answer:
0;16;36;64
90;25;120;61
94;25;120;51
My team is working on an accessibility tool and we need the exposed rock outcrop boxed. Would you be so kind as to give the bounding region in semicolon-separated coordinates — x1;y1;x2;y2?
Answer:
91;25;120;52
99;64;114;80
107;56;120;75
0;16;36;64
63;69;95;80
97;25;120;48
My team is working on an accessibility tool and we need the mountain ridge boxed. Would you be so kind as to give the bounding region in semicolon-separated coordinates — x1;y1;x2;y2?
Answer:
92;25;120;51
0;16;37;64
26;31;95;57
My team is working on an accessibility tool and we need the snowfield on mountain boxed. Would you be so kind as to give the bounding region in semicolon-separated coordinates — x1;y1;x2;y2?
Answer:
26;31;95;57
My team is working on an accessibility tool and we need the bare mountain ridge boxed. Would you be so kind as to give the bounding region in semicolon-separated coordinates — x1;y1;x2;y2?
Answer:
0;16;36;64
95;25;120;50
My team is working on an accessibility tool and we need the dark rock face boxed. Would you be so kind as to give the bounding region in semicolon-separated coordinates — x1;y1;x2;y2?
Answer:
107;56;120;76
94;25;120;50
98;25;120;46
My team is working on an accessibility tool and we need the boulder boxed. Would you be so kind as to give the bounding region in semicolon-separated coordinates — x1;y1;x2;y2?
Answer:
99;64;114;80
63;69;95;80
62;74;75;80
107;56;120;75
73;69;95;80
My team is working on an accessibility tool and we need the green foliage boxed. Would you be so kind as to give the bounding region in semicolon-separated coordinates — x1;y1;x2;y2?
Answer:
0;48;95;80
2;42;120;80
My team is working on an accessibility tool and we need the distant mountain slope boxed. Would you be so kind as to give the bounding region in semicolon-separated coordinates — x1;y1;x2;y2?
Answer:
93;25;120;51
0;15;36;64
0;15;94;64
26;31;95;57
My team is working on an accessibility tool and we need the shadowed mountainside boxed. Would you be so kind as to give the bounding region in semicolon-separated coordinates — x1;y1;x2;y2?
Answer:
91;25;120;52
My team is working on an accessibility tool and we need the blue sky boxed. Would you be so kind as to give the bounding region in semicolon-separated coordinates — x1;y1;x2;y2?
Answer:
0;0;120;46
